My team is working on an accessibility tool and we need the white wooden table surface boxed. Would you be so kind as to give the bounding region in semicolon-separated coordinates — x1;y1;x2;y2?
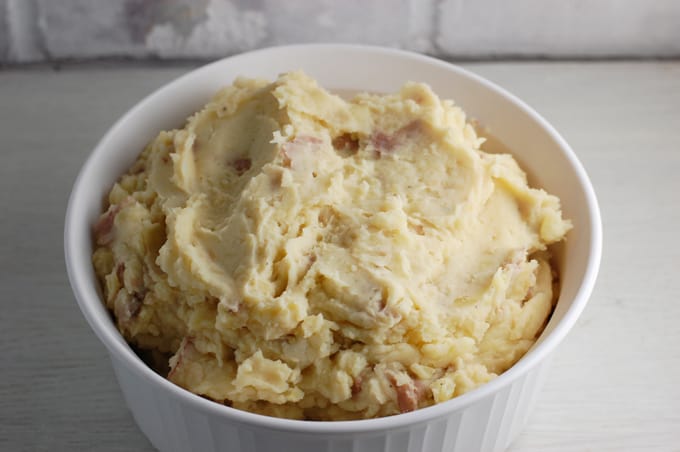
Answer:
1;61;679;451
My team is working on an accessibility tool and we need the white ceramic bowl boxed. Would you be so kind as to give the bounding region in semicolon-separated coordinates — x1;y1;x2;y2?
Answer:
64;44;601;452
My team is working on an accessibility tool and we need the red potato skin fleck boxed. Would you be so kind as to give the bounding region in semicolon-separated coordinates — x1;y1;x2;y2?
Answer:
281;135;323;168
113;290;143;325
168;338;195;381
127;295;143;320
294;136;323;145
395;382;419;413
94;204;121;245
332;133;360;155
231;157;252;176
371;132;396;154
94;197;134;246
370;120;423;158
112;260;144;326
413;379;428;396
351;376;363;396
386;371;427;413
116;263;125;284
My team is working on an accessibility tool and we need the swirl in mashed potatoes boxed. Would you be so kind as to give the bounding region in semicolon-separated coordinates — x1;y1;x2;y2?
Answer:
92;71;571;420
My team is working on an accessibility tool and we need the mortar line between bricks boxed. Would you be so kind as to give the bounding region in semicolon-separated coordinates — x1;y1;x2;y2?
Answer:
1;55;680;72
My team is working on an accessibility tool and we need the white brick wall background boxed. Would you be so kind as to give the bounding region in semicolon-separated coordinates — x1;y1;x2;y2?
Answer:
1;0;679;63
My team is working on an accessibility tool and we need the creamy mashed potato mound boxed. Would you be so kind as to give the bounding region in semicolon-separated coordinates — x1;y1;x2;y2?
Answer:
92;71;571;420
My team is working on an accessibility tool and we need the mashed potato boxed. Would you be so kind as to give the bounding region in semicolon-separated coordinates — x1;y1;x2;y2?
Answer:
92;71;571;420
